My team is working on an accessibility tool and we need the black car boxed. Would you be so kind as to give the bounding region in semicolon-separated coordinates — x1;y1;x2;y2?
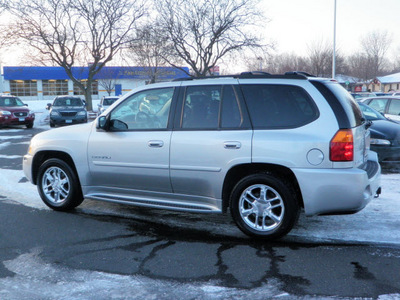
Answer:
47;96;87;127
359;102;400;162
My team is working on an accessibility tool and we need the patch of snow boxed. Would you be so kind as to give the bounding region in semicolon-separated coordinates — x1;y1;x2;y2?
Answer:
1;167;400;246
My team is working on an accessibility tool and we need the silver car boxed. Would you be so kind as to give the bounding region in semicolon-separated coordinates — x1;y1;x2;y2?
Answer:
23;72;381;239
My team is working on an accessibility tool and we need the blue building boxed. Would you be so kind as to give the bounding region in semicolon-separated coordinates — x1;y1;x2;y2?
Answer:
1;66;189;101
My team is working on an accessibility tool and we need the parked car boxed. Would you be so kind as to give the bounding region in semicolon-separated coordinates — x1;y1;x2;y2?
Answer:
23;72;381;240
351;92;376;99
47;96;87;127
0;95;35;128
360;96;400;123
358;102;400;163
97;96;120;116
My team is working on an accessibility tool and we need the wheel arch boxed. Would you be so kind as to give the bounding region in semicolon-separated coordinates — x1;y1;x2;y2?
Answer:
32;151;80;186
222;163;304;212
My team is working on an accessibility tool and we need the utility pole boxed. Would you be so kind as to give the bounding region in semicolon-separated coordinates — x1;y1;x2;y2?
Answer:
332;0;337;79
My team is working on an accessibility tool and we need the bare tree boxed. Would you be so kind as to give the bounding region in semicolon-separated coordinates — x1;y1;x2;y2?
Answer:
361;30;392;78
4;0;146;110
125;24;174;83
155;0;265;77
306;39;332;77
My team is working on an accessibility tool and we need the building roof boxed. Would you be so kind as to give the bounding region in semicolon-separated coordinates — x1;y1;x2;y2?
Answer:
376;72;400;84
3;66;190;81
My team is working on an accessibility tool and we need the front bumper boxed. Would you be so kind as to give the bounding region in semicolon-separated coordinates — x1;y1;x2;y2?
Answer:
50;115;87;126
371;145;400;162
292;151;381;216
0;115;35;127
23;153;34;184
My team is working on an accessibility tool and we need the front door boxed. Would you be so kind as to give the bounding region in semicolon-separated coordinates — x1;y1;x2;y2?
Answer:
87;87;175;195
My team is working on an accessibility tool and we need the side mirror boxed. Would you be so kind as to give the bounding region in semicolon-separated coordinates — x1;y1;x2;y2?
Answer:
46;103;52;110
97;116;108;130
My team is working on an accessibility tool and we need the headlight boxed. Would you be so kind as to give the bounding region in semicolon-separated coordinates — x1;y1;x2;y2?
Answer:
0;110;11;116
370;138;391;145
77;111;87;116
50;111;60;116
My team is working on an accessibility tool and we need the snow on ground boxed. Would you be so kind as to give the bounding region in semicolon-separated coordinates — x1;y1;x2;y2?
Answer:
2;101;400;244
0;165;399;246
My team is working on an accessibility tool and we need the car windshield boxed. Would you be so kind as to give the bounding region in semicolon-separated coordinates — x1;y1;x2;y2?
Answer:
0;97;25;107
53;98;83;106
358;102;386;121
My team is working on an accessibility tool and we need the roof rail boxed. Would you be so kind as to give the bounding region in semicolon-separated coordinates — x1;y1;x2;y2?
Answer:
172;71;309;82
284;71;316;77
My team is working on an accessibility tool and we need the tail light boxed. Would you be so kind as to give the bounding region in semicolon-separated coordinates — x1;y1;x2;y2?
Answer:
330;129;354;161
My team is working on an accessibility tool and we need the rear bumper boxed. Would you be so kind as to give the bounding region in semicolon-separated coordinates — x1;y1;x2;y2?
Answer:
292;151;381;216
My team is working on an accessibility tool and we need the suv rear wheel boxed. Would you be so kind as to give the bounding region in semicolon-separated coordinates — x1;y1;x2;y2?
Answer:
37;158;84;210
230;174;299;239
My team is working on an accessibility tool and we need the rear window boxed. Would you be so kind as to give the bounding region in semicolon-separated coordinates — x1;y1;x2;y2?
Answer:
240;84;319;129
312;80;363;128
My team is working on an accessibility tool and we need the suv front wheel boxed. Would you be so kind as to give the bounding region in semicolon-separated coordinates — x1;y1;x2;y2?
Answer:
230;174;300;239
37;158;84;211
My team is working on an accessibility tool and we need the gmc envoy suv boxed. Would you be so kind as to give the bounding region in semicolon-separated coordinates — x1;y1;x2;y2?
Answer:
23;72;381;239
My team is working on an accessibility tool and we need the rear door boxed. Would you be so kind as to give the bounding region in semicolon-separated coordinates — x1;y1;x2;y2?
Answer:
170;82;252;203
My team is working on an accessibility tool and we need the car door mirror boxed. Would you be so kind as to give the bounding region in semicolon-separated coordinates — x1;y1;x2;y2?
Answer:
97;116;108;130
46;103;52;110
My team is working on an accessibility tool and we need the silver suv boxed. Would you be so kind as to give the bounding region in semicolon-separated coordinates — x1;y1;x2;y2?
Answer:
23;72;381;239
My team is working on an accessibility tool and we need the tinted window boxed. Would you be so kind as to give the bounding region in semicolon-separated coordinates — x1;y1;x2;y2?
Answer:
388;99;400;115
313;81;363;128
240;84;318;129
110;87;174;130
221;86;243;128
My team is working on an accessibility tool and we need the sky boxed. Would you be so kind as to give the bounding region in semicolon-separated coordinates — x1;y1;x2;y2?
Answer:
1;0;400;69
262;0;400;58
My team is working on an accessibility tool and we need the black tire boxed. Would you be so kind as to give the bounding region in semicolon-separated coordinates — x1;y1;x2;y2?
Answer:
26;123;33;129
49;121;55;128
37;158;84;211
230;173;300;240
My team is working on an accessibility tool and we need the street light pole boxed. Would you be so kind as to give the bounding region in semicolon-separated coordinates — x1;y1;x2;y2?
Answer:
332;0;337;79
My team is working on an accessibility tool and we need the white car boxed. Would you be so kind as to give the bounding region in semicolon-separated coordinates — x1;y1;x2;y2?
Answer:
97;96;120;116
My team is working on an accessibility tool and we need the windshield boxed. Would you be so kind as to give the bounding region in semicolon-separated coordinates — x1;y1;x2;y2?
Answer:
0;97;25;107
358;102;386;121
53;98;83;107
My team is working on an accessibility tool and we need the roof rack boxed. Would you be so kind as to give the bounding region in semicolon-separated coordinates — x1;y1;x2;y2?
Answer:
284;71;316;77
172;71;310;82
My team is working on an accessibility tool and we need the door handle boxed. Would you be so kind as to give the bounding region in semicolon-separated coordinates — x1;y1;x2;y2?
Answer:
148;140;164;148
224;141;241;149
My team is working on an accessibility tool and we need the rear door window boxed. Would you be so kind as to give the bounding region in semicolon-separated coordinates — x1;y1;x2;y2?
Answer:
180;85;249;130
368;98;389;113
388;99;400;115
240;84;319;129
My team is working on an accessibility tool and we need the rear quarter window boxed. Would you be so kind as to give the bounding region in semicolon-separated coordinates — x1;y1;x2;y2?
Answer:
240;84;319;129
312;80;363;128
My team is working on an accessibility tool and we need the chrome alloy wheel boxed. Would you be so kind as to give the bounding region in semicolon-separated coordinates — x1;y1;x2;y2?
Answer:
41;166;70;204
239;184;285;232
